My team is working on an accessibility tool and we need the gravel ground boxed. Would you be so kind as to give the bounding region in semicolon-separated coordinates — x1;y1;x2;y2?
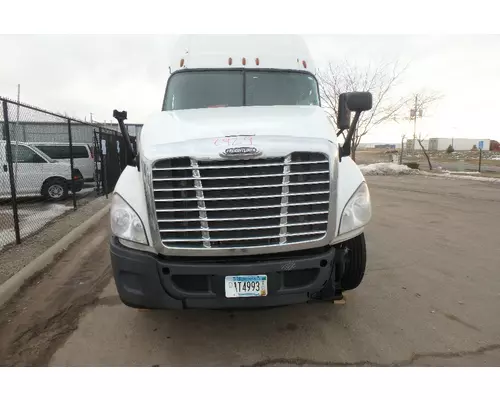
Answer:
0;195;110;286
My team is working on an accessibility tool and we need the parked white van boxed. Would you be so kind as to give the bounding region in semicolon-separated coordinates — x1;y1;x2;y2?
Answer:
30;142;95;181
0;141;84;200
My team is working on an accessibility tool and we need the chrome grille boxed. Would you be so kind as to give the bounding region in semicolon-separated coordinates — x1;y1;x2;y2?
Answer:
152;152;330;249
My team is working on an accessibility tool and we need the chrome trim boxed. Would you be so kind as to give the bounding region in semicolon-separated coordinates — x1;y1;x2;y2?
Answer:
153;160;328;171
159;220;328;232
157;210;329;223
153;180;330;192
191;159;211;248
145;136;338;257
279;155;291;245
152;170;329;181
154;190;329;202
162;230;327;243
155;200;330;213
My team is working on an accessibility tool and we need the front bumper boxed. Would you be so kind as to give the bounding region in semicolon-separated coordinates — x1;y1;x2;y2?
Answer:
110;237;338;310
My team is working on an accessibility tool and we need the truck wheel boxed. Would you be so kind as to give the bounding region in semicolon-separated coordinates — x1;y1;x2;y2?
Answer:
42;178;68;201
340;233;367;291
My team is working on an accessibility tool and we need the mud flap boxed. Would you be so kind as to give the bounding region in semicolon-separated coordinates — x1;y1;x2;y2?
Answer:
310;247;347;302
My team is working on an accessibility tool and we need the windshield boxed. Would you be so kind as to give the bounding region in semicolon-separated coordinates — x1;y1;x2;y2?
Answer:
163;70;320;111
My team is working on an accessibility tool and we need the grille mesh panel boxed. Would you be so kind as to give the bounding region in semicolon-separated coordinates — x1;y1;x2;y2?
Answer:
152;152;330;249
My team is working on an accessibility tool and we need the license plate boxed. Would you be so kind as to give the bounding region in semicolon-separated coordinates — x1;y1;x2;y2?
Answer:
225;275;268;298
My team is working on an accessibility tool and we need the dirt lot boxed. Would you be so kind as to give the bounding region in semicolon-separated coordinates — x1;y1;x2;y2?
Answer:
1;175;499;366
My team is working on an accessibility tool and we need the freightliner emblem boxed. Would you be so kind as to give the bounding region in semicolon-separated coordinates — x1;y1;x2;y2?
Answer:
220;147;262;158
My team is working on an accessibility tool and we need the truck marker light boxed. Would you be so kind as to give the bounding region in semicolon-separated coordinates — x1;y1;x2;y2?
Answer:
302;60;307;68
242;57;246;66
228;57;232;65
180;58;185;67
255;58;260;66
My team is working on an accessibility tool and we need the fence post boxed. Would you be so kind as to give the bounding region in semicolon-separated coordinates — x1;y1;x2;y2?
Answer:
93;129;101;195
2;100;21;245
67;119;77;210
100;128;109;199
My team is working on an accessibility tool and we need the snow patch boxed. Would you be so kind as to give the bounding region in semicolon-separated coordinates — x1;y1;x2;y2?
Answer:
359;163;419;176
444;171;480;175
358;163;500;183
436;172;500;183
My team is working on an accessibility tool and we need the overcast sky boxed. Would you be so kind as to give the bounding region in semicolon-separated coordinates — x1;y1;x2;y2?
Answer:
1;34;499;144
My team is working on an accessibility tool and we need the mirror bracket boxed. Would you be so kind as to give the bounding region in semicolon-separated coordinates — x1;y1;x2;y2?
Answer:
113;109;138;169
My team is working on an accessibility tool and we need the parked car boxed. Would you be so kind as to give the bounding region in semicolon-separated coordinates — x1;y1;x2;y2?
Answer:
30;142;95;181
0;141;84;200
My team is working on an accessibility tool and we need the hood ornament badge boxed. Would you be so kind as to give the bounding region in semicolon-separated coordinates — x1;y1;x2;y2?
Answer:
220;146;262;158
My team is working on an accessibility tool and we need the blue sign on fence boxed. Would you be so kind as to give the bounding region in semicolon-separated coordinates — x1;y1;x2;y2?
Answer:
478;140;484;150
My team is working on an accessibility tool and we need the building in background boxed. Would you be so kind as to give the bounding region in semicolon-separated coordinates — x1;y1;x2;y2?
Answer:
406;138;493;151
374;144;396;149
428;138;491;151
0;121;142;143
406;139;429;150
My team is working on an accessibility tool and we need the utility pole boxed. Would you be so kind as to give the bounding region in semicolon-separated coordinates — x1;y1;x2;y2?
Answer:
410;94;423;155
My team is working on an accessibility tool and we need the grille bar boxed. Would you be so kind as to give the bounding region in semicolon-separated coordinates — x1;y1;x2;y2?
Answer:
155;200;330;213
154;160;328;171
159;220;328;232
153;180;330;192
162;230;327;243
153;170;329;182
157;210;329;223
154;190;329;202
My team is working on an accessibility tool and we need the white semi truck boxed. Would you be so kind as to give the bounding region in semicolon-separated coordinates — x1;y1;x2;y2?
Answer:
109;35;373;309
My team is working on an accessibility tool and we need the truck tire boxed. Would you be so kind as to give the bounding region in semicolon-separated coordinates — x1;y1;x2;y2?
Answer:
42;178;68;201
340;233;367;291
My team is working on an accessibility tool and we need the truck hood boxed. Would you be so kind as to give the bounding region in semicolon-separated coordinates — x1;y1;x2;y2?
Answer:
140;106;337;154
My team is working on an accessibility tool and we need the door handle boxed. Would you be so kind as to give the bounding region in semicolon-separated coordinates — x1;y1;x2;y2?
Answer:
2;165;7;172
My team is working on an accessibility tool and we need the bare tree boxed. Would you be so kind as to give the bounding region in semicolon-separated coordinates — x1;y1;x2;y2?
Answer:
317;59;410;161
417;133;433;170
409;90;443;114
406;90;443;155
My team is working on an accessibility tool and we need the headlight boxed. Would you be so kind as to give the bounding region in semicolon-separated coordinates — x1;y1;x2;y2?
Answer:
110;194;148;245
338;182;371;235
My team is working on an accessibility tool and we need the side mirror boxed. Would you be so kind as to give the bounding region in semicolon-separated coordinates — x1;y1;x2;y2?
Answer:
337;91;373;160
113;110;128;120
346;91;372;112
337;93;351;130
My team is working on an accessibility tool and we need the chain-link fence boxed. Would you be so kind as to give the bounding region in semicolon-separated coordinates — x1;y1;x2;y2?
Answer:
0;96;132;252
93;127;136;197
